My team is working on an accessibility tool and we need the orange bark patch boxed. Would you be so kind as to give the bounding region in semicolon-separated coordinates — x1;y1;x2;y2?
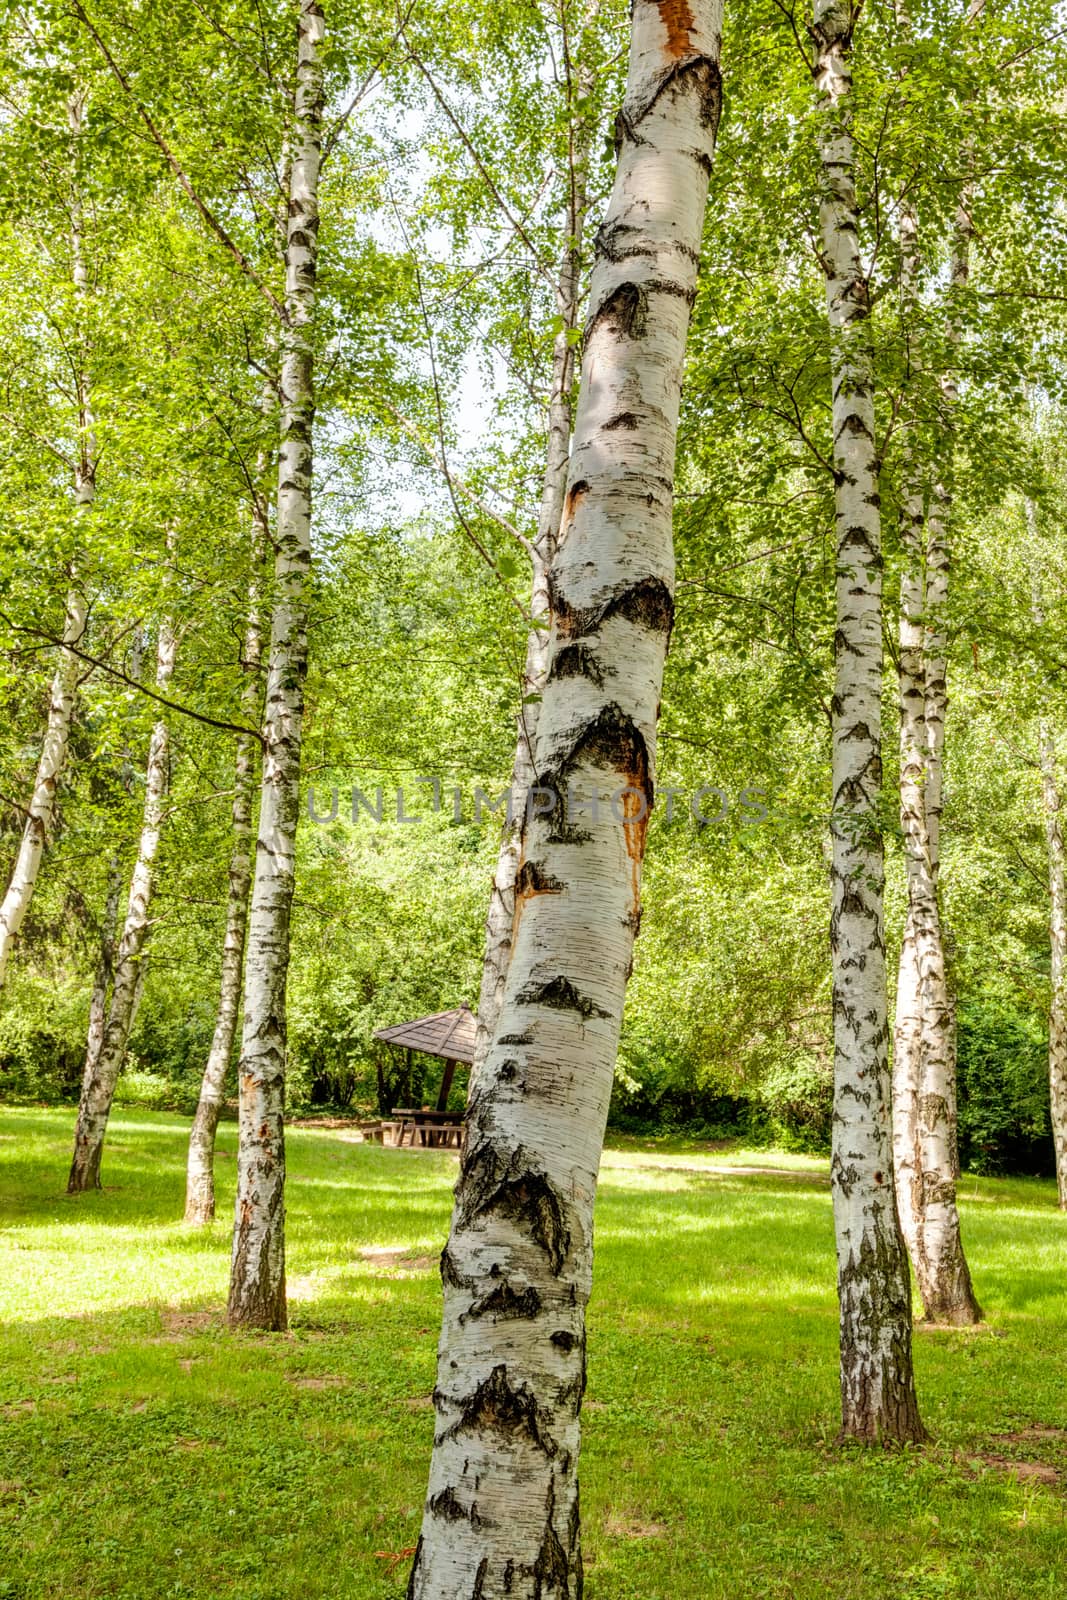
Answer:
656;0;695;58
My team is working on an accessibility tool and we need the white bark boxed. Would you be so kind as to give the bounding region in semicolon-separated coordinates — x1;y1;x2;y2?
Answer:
891;171;979;1326
1029;503;1067;1208
0;94;94;988
68;614;176;1192
472;7;599;1083
185;518;264;1225
409;6;722;1593
0;586;88;987
227;0;325;1330
84;858;123;1083
814;0;923;1441
1040;721;1067;1210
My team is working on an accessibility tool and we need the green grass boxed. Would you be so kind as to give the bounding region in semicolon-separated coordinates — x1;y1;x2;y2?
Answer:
1;1105;1066;1599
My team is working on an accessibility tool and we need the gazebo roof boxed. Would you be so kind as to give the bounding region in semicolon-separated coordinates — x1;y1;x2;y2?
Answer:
372;1002;476;1065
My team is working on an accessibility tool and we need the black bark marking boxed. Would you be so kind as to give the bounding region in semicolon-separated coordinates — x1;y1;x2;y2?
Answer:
532;1479;573;1598
458;1140;572;1274
551;575;674;645
467;1280;543;1322
515;861;565;898
588;280;647;341
472;1556;489;1600
405;1535;423;1600
498;1029;534;1046
429;1486;468;1521
550;1330;578;1352
516;974;609;1021
442;1363;557;1458
441;1244;470;1290
603;410;642;430
548;642;605;688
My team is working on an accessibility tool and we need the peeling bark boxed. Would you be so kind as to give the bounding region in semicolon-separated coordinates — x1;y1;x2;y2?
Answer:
813;0;924;1441
409;5;722;1593
472;5;601;1086
227;0;325;1331
67;613;176;1193
185;513;265;1225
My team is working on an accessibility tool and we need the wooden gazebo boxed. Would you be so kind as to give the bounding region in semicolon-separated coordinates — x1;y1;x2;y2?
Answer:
370;1002;476;1148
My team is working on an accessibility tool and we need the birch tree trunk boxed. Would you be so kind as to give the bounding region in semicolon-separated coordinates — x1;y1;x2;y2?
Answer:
1029;503;1067;1208
472;9;599;1083
813;0;924;1441
0;93;94;989
891;180;979;1328
227;0;325;1330
83;858;122;1083
408;6;722;1593
184;522;264;1225
67;615;177;1193
0;587;88;987
891;191;925;1270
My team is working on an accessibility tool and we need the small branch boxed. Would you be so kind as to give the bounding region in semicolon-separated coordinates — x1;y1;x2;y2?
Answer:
0;612;262;745
71;1;285;320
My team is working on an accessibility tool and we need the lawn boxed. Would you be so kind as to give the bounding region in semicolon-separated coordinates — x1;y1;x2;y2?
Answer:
1;1105;1065;1599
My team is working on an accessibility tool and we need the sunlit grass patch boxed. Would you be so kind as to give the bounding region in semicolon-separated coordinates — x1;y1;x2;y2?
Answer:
1;1105;1065;1599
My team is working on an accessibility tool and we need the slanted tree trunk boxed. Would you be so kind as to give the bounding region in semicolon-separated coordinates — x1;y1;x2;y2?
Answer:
227;0;325;1331
0;93;94;989
83;858;123;1083
407;6;722;1593
185;522;265;1225
1029;501;1067;1208
813;0;924;1442
67;614;177;1192
0;588;88;988
472;8;599;1082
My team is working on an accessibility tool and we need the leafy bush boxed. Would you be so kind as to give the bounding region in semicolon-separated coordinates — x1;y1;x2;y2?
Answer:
956;999;1053;1175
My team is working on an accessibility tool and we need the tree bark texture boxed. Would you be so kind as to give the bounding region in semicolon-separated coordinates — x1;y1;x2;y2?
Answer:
408;5;722;1594
813;0;924;1441
83;857;123;1084
0;94;94;989
227;0;325;1330
67;616;176;1192
890;181;979;1327
185;520;265;1225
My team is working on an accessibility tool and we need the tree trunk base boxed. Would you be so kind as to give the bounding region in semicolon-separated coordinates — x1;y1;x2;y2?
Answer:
184;1194;216;1226
67;1149;102;1194
226;1303;288;1333
920;1301;982;1328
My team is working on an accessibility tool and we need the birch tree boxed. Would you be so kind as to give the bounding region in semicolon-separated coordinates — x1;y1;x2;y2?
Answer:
889;0;981;1324
227;0;326;1329
408;3;723;1590
472;2;600;1081
0;94;94;989
812;0;924;1441
68;612;177;1192
185;521;264;1225
1029;499;1067;1207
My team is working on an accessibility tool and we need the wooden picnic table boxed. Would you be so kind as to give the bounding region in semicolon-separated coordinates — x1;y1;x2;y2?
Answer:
391;1107;466;1150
